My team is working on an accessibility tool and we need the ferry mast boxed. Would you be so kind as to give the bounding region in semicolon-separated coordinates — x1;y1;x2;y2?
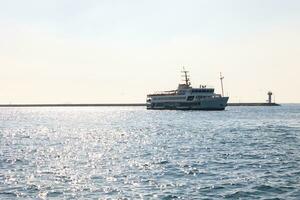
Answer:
220;72;224;97
181;67;191;86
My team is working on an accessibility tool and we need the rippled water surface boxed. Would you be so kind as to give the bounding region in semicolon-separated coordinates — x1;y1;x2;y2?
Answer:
1;105;300;199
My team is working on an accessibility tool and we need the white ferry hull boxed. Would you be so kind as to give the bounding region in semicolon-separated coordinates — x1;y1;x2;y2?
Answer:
147;69;229;111
147;97;229;110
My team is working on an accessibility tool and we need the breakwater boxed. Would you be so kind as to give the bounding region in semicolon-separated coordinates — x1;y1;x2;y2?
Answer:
0;104;146;107
0;103;280;107
228;103;280;106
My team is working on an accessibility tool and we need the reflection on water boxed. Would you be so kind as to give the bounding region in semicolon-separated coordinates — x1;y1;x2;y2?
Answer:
0;105;300;199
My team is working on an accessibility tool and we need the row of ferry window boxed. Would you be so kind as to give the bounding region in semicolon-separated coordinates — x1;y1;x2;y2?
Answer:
152;97;186;100
152;102;201;107
152;96;210;100
191;89;214;93
196;96;209;99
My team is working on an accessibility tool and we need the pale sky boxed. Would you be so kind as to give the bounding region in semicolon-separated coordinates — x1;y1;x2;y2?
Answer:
0;0;300;103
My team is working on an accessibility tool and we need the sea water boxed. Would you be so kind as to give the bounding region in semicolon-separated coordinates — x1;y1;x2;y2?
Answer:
0;105;300;199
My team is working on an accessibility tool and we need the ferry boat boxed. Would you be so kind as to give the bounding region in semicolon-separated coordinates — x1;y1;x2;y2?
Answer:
146;69;229;110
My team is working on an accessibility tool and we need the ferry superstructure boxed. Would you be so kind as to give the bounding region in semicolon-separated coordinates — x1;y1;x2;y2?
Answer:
146;69;229;110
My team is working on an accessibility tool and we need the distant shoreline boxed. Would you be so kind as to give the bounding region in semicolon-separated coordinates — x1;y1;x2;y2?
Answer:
0;103;280;107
